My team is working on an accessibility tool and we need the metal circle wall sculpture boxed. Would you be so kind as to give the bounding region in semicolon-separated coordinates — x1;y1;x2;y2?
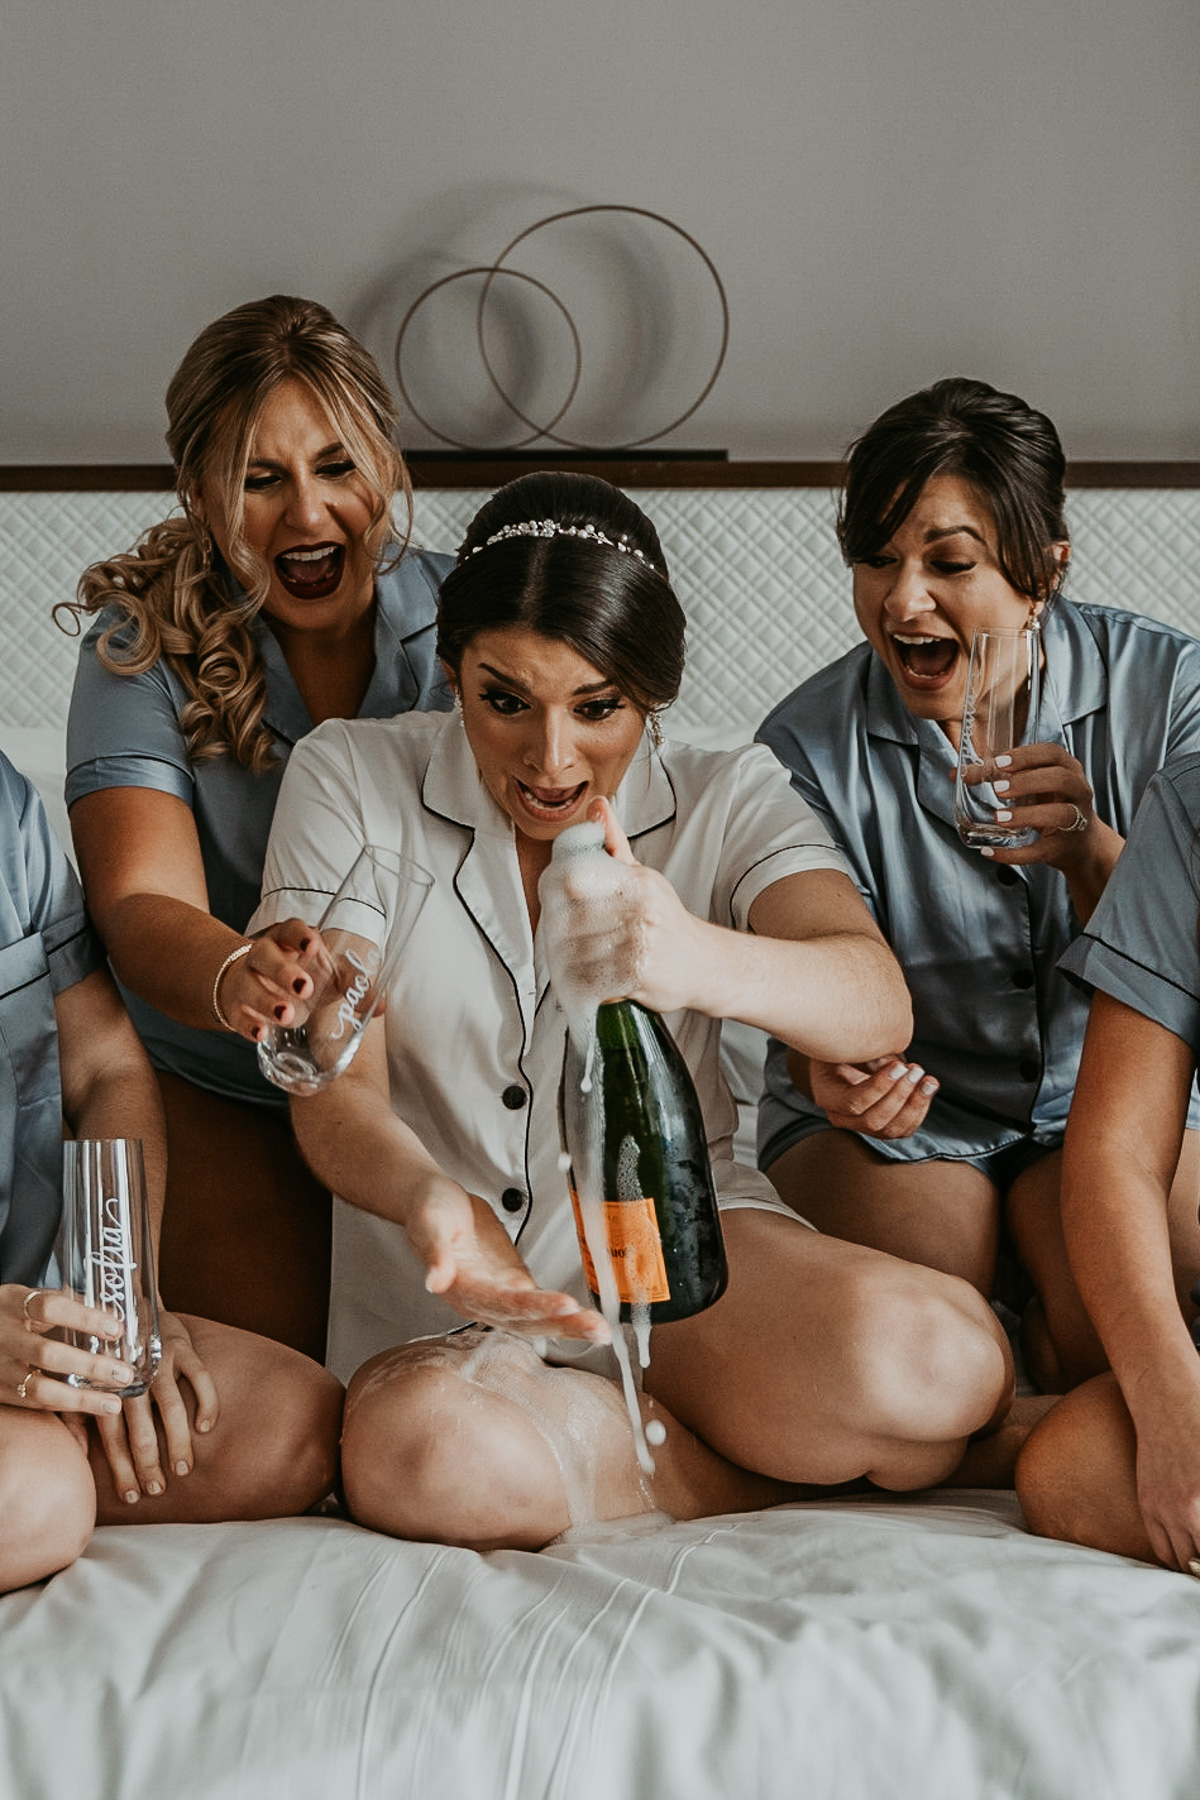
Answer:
393;204;729;452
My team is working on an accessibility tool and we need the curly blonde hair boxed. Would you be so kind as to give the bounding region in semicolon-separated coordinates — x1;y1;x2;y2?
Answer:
59;295;412;771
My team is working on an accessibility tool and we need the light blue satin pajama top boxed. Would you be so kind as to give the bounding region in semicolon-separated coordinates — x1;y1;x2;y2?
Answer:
1062;751;1200;1051
756;600;1200;1173
0;754;104;1284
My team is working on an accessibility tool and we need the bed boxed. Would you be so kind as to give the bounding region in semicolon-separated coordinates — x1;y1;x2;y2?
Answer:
2;459;1200;1799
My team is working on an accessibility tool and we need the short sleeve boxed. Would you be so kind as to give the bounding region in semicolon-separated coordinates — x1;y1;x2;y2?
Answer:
65;613;195;809
709;745;847;931
0;756;103;994
1060;762;1200;1055
251;721;369;929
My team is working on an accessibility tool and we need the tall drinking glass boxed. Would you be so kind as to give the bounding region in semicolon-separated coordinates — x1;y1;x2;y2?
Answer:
954;626;1042;849
257;844;432;1097
58;1138;162;1395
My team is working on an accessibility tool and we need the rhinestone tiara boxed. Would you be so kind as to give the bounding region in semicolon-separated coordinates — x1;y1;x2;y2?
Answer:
470;519;651;563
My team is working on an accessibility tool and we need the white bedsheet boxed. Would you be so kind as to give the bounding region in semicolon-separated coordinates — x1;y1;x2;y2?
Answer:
3;1491;1198;1800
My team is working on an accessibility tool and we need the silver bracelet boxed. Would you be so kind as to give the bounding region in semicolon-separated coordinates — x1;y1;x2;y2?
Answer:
211;941;253;1033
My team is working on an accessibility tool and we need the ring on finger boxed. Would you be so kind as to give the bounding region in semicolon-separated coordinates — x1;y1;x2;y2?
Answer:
16;1368;36;1401
22;1287;47;1326
1045;803;1089;837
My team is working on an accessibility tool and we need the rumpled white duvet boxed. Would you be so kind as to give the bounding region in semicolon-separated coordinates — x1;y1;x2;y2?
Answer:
2;1489;1198;1800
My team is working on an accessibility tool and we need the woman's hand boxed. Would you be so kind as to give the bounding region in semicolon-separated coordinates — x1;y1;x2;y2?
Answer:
957;742;1123;920
557;798;708;1015
1;1284;136;1419
94;1311;220;1505
1132;1382;1200;1573
216;919;329;1042
407;1179;610;1344
808;1055;939;1139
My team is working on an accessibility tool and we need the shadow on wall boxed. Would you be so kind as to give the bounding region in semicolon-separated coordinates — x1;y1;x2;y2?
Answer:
348;186;728;454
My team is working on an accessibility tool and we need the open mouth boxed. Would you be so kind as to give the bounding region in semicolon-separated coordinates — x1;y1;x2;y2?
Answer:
891;634;960;687
515;779;587;822
274;543;345;601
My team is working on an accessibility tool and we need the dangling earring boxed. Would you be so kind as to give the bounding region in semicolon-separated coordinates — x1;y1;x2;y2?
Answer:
452;688;463;717
648;711;664;749
187;509;213;576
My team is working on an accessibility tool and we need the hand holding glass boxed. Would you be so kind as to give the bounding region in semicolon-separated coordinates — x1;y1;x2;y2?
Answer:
57;1138;162;1396
257;845;432;1096
954;626;1042;849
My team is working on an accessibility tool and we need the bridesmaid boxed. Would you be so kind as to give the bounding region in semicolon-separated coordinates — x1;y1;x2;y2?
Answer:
62;295;452;1357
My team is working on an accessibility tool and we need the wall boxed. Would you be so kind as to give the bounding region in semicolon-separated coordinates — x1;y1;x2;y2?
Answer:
4;0;1197;462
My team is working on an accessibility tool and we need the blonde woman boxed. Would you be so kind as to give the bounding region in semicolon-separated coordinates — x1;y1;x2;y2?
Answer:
63;296;452;1358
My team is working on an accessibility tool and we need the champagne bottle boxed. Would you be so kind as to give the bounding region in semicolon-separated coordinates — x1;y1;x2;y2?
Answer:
548;823;728;1325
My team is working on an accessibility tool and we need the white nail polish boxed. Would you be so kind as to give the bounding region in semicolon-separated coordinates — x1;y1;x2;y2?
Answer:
994;780;1010;793
995;754;1013;768
995;810;1012;822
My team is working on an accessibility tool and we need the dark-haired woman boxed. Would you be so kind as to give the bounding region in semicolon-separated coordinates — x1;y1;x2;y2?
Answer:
243;470;1013;1550
63;296;452;1357
757;377;1200;1392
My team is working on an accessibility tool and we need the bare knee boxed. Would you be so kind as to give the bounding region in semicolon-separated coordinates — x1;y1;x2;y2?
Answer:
0;1414;96;1592
174;1320;344;1520
1016;1375;1152;1559
342;1359;565;1551
846;1262;1013;1446
239;1351;343;1516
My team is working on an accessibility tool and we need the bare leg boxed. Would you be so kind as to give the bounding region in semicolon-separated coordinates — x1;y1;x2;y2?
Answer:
156;1071;332;1360
1008;1136;1200;1394
0;1408;96;1592
1015;1374;1155;1561
944;1393;1060;1488
1166;1131;1200;1312
1005;1151;1107;1391
643;1211;1013;1492
340;1329;799;1552
90;1316;343;1525
766;1132;1001;1291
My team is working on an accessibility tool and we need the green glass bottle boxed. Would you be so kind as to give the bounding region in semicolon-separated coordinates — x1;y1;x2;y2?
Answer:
549;824;728;1326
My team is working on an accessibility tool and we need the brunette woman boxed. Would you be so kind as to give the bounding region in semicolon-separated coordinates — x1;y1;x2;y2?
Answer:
757;377;1200;1392
244;471;1013;1550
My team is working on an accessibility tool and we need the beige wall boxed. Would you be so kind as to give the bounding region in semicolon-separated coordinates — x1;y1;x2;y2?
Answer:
4;0;1197;461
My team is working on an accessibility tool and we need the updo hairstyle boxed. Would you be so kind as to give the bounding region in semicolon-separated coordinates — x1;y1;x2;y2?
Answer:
62;295;408;771
838;377;1069;602
436;472;686;717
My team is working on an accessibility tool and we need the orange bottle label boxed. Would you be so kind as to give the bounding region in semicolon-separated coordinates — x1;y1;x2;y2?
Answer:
570;1189;671;1305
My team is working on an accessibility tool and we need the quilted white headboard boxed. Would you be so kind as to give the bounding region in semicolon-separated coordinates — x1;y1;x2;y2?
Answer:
4;479;1200;850
7;484;1200;734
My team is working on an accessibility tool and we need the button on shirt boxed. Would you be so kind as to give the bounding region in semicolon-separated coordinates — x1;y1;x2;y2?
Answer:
251;711;844;1378
65;548;453;1108
0;754;104;1284
756;600;1200;1167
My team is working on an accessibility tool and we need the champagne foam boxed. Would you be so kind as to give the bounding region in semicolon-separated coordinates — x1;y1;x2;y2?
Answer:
349;1328;657;1530
543;823;659;1476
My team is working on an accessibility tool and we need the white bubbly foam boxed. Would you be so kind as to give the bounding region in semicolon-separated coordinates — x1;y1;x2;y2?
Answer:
541;825;663;1476
349;1328;657;1531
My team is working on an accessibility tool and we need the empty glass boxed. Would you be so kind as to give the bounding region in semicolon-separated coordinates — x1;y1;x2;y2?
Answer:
58;1138;162;1396
954;626;1042;849
257;844;432;1096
